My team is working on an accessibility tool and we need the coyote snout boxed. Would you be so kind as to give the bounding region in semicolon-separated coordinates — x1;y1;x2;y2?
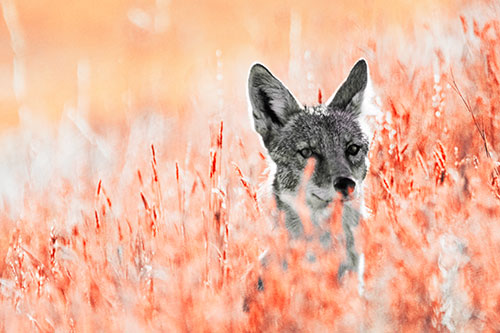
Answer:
334;177;356;199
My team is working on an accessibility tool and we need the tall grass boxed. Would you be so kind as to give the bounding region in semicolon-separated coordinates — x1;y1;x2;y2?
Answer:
1;2;500;332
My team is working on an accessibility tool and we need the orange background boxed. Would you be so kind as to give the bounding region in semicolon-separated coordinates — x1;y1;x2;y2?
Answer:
0;0;460;131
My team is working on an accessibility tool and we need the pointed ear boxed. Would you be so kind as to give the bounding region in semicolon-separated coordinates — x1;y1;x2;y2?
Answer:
326;59;368;114
248;63;302;147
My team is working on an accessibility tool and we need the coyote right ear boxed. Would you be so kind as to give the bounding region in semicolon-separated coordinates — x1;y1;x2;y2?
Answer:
326;59;368;115
248;63;302;148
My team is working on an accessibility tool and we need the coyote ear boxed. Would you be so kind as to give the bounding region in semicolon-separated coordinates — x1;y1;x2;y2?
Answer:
248;63;302;147
327;59;368;115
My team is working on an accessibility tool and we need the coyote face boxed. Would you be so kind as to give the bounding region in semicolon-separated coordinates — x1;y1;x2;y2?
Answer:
248;60;371;239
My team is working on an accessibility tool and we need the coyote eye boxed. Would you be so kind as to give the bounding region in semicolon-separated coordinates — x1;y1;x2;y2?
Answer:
346;144;360;156
299;148;312;158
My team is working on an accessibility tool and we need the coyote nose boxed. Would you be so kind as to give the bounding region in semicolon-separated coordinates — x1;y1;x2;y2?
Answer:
334;177;356;197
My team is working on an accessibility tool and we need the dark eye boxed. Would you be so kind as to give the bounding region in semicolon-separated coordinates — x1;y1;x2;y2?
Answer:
299;148;312;158
346;144;361;156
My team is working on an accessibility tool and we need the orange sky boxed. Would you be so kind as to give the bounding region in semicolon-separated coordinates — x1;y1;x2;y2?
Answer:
0;0;462;132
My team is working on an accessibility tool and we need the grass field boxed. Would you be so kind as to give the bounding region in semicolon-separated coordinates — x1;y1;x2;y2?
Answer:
0;0;500;331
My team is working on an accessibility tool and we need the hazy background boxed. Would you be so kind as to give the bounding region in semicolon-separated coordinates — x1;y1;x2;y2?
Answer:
0;0;465;132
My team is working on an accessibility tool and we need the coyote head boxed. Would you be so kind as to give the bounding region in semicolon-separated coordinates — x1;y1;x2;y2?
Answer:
248;59;371;237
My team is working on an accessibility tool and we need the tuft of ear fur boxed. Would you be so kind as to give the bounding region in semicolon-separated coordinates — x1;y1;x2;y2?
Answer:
326;59;368;115
248;63;302;148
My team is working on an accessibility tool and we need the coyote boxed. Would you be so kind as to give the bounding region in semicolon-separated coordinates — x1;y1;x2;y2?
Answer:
247;59;372;278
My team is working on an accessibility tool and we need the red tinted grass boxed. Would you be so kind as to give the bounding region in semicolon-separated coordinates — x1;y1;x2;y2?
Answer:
295;158;315;236
233;162;260;214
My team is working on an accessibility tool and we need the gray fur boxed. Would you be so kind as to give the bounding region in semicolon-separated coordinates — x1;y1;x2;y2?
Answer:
248;59;371;278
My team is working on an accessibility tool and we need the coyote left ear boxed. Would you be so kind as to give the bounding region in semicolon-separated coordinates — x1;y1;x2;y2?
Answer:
248;63;302;148
327;59;368;114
